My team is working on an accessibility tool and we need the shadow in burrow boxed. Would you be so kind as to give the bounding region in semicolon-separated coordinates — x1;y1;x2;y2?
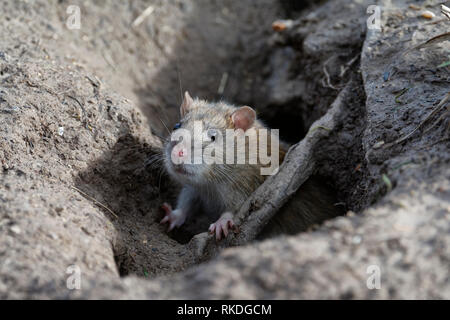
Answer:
133;0;321;144
73;121;218;276
73;126;167;276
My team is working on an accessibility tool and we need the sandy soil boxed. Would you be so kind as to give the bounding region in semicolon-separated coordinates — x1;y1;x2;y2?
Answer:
0;0;448;299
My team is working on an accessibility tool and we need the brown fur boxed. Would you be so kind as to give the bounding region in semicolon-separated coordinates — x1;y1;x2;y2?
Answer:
164;97;342;239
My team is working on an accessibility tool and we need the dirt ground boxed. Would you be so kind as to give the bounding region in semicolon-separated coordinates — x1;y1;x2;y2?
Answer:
0;0;449;299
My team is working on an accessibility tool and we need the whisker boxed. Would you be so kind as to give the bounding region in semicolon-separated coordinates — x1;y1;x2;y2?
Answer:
159;117;171;135
176;57;184;104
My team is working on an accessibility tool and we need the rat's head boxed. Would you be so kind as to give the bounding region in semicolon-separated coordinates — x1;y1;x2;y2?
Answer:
164;91;258;186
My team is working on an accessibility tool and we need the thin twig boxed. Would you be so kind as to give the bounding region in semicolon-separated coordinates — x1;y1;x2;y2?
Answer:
424;17;448;25
442;4;450;20
101;50;117;71
385;93;450;147
217;72;229;95
424;104;450;133
339;55;359;77
403;32;450;56
70;186;119;219
323;62;338;90
132;6;155;28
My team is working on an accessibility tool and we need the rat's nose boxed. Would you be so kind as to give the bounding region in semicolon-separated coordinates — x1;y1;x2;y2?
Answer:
170;142;190;165
175;146;188;159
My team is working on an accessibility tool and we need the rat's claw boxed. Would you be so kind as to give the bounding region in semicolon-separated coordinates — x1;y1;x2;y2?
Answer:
160;215;170;224
160;203;186;231
160;203;172;224
209;212;234;241
168;221;177;232
161;202;172;215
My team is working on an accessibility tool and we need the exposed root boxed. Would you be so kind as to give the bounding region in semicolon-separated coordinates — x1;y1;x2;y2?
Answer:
322;57;339;90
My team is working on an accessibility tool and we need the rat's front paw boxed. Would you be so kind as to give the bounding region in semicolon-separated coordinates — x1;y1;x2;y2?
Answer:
160;203;186;231
209;212;235;241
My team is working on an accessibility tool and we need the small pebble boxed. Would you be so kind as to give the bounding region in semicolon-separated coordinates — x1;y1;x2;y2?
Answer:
352;235;362;244
272;19;293;32
373;141;385;149
421;11;435;19
10;225;21;235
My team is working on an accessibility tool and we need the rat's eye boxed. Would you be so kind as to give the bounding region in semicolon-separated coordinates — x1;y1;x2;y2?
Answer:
173;122;181;130
207;129;217;142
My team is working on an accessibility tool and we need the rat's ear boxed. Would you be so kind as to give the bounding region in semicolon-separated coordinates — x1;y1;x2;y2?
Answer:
180;91;194;117
231;106;256;131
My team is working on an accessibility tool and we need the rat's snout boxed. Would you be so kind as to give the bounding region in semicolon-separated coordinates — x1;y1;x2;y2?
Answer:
170;141;191;165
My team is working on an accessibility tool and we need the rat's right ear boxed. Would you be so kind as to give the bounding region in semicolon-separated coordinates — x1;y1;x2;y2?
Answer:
180;91;194;117
231;106;256;131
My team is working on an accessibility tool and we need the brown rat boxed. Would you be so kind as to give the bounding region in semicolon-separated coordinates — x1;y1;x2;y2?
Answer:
160;91;342;240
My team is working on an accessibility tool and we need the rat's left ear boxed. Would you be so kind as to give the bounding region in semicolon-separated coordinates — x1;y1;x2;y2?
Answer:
180;91;194;117
231;106;256;131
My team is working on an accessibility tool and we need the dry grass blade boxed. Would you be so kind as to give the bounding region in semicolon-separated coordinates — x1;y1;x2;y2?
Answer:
132;6;155;28
442;5;450;20
386;30;450;78
404;32;450;56
71;186;119;219
386;93;450;147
